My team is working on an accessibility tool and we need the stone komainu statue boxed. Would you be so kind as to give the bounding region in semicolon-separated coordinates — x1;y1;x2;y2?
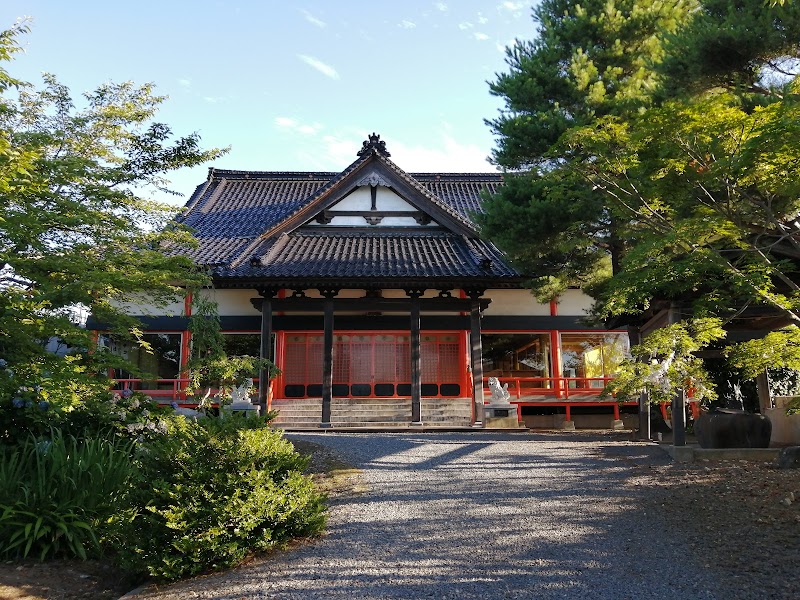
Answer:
488;377;511;403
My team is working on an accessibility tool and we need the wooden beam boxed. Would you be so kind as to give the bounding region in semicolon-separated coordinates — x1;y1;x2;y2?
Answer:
471;301;485;427
321;298;334;427
258;297;273;415
252;296;489;313
668;304;687;447
410;300;422;424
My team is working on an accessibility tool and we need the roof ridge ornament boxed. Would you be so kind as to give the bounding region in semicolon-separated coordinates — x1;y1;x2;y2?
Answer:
357;132;390;157
355;173;390;187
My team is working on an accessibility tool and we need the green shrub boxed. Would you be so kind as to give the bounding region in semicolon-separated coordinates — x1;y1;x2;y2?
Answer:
111;416;326;580
0;431;136;560
0;354;116;447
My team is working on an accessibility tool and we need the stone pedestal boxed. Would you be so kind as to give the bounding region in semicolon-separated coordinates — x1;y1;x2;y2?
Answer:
226;401;260;417
484;404;522;428
227;382;259;417
560;420;576;431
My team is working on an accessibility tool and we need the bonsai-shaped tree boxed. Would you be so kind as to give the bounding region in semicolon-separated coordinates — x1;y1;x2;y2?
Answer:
183;290;278;413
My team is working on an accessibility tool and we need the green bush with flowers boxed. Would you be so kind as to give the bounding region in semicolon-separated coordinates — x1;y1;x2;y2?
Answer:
1;371;326;578
0;328;325;579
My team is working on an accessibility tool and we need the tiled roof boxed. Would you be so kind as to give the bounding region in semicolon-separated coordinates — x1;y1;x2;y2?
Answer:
220;230;516;280
415;174;502;219
174;153;519;284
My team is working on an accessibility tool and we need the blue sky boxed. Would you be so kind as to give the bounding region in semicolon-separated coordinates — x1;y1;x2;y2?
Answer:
4;1;537;204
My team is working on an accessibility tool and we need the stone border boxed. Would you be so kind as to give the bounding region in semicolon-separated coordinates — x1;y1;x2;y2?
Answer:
661;444;781;463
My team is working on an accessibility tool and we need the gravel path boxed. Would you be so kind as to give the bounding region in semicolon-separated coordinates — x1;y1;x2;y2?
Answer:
127;432;726;600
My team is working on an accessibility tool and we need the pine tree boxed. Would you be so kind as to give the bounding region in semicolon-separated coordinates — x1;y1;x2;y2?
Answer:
481;0;695;298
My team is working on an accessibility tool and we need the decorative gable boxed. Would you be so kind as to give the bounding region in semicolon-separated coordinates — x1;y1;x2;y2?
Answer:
258;134;477;240
306;170;437;227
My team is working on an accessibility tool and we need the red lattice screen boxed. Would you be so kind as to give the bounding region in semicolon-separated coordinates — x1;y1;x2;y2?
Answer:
280;332;464;398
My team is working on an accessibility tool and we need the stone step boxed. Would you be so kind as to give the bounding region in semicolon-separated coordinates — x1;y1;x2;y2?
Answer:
332;415;410;421
271;397;474;429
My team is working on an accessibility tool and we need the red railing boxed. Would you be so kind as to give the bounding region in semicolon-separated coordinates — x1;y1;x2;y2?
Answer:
112;378;261;406
113;374;621;410
113;378;190;402
483;375;626;422
483;375;615;400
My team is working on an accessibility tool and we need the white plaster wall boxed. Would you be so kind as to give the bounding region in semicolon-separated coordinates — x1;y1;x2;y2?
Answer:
113;296;185;317
319;215;435;226
382;289;457;299
324;216;369;226
335;186;417;211
119;288;596;320
482;289;551;317
199;289;261;316
382;216;432;226
556;289;594;316
376;187;415;211
302;289;364;299
335;187;373;210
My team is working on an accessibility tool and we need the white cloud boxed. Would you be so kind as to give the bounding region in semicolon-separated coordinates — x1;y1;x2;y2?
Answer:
399;19;416;29
477;13;489;24
458;22;473;30
274;117;322;136
474;32;490;41
178;78;191;87
301;9;326;28
321;135;359;165
500;1;525;10
435;2;448;11
497;36;519;53
389;134;495;173
289;129;496;174
297;124;322;135
275;117;297;128
297;55;340;80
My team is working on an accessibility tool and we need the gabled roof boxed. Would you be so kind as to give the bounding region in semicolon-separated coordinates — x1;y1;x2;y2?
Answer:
174;134;521;287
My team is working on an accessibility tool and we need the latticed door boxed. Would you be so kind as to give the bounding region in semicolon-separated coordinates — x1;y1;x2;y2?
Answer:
421;333;462;397
282;334;323;397
279;331;465;398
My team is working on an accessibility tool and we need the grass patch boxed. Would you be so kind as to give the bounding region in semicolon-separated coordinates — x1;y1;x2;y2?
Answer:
291;440;369;496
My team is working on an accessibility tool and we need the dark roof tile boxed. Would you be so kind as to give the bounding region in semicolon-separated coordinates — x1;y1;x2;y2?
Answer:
221;230;517;280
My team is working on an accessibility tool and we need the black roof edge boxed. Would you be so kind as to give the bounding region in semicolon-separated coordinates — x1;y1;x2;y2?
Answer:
204;167;503;182
209;276;526;290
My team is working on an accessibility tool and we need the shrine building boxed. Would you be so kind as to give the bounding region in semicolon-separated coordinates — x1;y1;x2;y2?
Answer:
100;134;632;429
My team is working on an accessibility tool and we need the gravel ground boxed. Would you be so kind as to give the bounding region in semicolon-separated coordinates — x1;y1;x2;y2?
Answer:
122;431;777;600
